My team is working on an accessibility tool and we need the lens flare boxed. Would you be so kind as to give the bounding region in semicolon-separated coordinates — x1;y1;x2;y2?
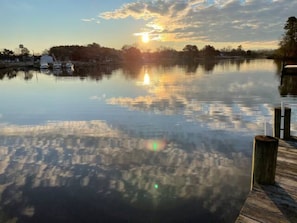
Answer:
145;139;166;152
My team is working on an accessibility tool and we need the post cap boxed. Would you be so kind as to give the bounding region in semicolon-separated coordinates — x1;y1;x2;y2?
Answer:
255;135;278;142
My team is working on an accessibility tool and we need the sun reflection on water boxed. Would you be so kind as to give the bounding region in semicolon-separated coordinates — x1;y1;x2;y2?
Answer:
143;71;151;85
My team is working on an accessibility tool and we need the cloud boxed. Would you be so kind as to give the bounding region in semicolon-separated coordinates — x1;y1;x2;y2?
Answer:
89;94;106;101
81;18;96;22
81;18;101;24
99;0;297;47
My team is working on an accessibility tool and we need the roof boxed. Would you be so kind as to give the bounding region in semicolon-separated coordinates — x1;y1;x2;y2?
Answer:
284;64;297;69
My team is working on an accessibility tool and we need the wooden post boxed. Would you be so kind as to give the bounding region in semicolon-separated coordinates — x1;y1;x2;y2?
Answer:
284;107;291;139
251;135;278;187
274;108;280;138
274;107;291;139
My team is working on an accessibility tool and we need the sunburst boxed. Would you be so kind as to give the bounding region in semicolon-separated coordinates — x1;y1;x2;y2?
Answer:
141;33;150;43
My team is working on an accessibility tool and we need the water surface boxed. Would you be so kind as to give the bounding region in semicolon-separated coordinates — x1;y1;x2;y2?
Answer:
0;59;296;222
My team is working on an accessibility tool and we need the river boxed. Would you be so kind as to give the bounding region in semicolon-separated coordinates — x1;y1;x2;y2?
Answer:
0;59;296;222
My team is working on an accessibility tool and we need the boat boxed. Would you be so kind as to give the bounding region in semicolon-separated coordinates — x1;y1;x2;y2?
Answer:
65;62;74;70
281;64;297;76
53;61;62;69
53;68;62;75
40;55;53;69
40;62;49;69
51;53;62;69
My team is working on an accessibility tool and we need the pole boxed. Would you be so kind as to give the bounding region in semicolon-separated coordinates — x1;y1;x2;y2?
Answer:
274;106;291;139
251;135;279;187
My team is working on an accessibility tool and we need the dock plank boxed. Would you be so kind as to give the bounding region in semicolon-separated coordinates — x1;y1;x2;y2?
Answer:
235;144;297;223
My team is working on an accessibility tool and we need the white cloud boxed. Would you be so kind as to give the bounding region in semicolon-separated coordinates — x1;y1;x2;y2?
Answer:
81;18;96;22
99;0;297;48
90;95;100;100
81;17;101;25
89;94;106;101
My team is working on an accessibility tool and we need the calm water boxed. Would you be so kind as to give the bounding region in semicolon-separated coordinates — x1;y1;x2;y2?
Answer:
0;59;296;222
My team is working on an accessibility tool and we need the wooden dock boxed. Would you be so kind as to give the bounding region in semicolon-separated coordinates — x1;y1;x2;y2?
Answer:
236;137;297;222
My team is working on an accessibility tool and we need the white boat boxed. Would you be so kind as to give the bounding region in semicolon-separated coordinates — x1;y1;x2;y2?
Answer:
65;62;74;70
53;61;62;69
40;55;53;69
40;63;49;69
53;68;62;75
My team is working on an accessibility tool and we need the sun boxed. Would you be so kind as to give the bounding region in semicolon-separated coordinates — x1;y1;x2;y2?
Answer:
141;33;150;43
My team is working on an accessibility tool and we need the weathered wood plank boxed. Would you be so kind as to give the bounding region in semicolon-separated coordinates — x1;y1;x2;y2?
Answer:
235;145;297;223
277;149;297;163
238;191;286;221
235;215;260;223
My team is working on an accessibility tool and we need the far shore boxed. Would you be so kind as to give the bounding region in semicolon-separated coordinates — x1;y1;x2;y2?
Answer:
0;56;277;70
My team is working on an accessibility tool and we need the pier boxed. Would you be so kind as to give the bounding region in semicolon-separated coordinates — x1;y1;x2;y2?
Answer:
281;64;297;76
236;107;297;223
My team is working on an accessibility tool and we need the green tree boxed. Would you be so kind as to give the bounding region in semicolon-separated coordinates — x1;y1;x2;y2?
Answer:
84;43;101;61
3;49;14;57
279;16;297;58
121;45;142;62
201;45;219;58
182;45;199;62
0;49;14;60
21;47;30;56
183;44;198;53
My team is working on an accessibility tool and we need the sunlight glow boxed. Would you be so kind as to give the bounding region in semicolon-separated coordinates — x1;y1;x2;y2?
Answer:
143;71;151;85
142;33;150;43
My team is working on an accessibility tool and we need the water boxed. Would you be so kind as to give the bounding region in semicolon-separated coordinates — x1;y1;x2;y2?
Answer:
0;59;296;222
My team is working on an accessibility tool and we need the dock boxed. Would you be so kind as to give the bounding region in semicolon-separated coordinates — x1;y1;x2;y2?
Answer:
281;64;297;76
235;137;297;222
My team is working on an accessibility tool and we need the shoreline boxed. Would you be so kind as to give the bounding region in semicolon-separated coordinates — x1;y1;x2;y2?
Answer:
0;57;275;70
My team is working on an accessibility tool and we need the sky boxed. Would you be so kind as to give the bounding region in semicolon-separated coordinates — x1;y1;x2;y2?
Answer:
0;0;296;54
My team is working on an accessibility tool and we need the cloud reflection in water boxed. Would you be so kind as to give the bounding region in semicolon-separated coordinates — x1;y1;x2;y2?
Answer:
106;60;282;136
0;120;250;222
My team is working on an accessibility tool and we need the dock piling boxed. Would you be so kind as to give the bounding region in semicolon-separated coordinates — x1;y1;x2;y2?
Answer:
274;106;291;139
251;135;279;186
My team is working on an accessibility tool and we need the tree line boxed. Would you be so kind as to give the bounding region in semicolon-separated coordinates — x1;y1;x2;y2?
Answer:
0;43;274;65
276;16;297;59
0;43;273;65
1;16;296;63
49;43;273;63
50;44;271;64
